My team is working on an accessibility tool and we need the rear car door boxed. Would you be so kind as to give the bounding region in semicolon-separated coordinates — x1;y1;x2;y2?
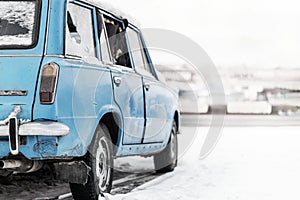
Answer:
101;13;145;145
127;27;173;143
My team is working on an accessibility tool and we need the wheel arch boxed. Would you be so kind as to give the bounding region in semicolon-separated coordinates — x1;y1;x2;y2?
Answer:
173;110;180;133
99;112;122;155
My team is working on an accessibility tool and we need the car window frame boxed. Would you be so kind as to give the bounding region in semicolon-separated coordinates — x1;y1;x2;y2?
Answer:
127;24;158;80
127;26;150;76
96;10;114;65
0;0;42;50
100;11;134;70
64;1;98;62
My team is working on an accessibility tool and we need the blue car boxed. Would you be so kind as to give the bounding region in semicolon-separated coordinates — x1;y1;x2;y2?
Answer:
0;0;180;198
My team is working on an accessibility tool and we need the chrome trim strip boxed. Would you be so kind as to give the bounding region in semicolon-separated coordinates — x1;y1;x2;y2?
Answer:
44;54;64;58
0;90;28;96
65;55;82;60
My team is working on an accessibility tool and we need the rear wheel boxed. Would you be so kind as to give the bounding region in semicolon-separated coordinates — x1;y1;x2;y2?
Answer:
70;123;113;200
154;121;178;173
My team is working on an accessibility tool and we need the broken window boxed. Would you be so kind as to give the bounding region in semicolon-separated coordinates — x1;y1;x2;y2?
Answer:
97;12;111;63
66;3;96;59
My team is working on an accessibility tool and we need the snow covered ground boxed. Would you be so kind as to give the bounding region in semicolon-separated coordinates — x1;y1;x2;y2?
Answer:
105;126;300;200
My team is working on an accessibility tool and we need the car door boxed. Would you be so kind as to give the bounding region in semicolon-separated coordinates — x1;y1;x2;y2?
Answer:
142;72;174;143
127;27;173;143
101;13;145;145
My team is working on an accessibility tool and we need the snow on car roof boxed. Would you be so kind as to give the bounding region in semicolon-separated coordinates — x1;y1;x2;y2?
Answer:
84;0;141;28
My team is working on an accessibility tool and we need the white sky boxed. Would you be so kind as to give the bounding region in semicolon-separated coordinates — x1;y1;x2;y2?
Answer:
102;0;300;68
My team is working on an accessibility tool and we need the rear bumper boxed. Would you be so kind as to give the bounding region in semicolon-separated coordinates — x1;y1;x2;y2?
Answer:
0;121;69;137
0;120;69;156
0;106;86;159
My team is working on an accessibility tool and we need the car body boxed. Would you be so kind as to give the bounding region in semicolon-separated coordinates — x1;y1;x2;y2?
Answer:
0;0;180;197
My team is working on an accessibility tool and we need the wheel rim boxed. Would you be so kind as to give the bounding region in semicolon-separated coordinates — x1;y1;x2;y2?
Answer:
170;131;177;165
95;137;111;192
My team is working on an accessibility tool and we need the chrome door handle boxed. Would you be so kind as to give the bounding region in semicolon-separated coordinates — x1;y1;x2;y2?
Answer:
144;84;150;91
114;76;122;87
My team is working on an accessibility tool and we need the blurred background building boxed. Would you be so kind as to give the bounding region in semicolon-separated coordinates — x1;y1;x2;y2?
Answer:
155;63;300;116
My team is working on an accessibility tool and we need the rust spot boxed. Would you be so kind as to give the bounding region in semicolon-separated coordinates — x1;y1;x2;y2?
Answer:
33;139;57;158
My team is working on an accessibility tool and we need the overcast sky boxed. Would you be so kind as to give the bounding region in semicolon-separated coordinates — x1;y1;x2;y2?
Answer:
102;0;300;68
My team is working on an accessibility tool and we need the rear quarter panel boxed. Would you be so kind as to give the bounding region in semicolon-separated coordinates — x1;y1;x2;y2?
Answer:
33;57;121;157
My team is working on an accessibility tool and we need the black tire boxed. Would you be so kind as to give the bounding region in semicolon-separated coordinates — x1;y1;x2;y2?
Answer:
70;123;114;200
154;121;178;173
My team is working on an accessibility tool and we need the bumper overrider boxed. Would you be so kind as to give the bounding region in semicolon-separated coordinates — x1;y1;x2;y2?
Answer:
0;106;69;155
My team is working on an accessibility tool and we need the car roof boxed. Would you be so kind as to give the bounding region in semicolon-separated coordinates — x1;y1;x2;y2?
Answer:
83;0;141;29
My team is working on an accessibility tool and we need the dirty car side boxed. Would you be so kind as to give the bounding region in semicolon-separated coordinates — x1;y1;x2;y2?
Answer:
0;0;179;167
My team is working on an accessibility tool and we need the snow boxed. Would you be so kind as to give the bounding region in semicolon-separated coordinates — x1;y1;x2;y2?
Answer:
268;97;300;107
179;99;209;114
102;126;300;200
114;157;154;173
227;101;272;114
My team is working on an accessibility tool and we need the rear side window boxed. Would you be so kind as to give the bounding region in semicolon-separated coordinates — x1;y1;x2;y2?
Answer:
104;16;132;68
96;12;111;63
127;27;153;76
0;0;40;49
66;3;96;59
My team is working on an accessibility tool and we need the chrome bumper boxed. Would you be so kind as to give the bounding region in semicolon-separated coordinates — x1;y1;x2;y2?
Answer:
0;106;70;156
0;121;69;156
0;121;70;136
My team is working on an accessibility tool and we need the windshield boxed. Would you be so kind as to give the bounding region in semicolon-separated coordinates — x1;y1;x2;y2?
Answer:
0;0;40;48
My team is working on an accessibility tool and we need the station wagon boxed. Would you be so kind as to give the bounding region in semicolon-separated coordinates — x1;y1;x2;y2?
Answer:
0;0;180;199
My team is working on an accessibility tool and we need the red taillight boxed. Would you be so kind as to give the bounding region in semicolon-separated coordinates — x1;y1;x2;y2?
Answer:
39;63;59;104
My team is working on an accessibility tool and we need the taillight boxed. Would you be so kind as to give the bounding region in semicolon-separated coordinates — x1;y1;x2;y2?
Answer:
39;63;59;104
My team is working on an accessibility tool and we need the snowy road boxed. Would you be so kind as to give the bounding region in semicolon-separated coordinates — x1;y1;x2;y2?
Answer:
0;161;160;200
105;126;300;200
2;124;300;199
182;114;300;126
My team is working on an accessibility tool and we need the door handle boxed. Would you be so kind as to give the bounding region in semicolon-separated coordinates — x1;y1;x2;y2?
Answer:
114;76;122;87
144;83;150;91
